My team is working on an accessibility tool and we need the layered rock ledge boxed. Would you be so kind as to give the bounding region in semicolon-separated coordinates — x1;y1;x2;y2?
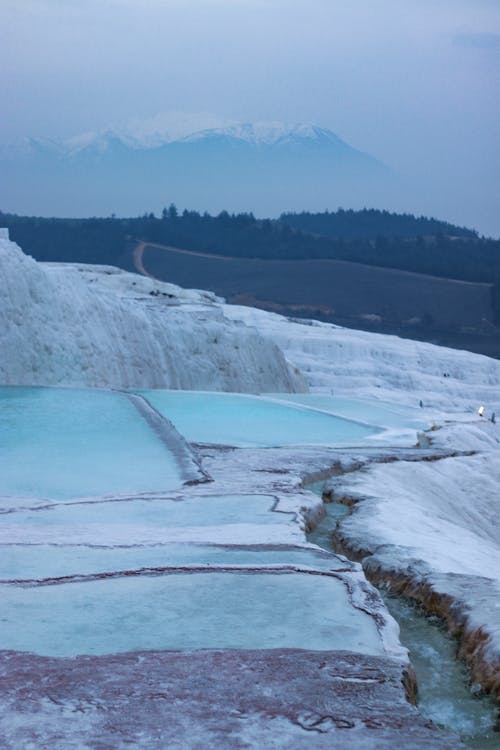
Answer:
325;436;500;720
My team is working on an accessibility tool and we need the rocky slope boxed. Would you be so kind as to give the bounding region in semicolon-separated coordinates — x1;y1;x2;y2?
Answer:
0;230;304;392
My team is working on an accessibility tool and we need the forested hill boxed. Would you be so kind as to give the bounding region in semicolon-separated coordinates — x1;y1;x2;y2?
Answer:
1;207;499;287
280;209;477;241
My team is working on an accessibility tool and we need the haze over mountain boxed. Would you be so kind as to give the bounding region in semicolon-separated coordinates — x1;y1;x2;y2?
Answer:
2;1;498;233
0;119;398;220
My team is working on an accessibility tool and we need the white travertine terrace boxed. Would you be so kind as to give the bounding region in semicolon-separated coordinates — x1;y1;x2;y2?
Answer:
0;232;304;392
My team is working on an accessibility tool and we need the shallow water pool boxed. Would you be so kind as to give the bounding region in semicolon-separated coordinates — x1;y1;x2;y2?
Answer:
0;494;290;529
0;387;185;500
139;390;378;446
265;393;428;430
0;543;345;581
0;571;384;656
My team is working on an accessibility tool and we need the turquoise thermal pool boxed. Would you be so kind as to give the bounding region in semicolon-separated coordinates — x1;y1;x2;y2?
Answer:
0;572;384;657
0;386;416;667
0;495;291;529
264;393;429;430
139;390;379;446
0;544;349;581
0;387;185;500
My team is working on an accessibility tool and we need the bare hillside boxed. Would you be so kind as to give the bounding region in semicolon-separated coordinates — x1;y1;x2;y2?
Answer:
129;242;499;358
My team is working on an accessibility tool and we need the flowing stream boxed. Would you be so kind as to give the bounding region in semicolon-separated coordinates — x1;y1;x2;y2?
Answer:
306;487;499;749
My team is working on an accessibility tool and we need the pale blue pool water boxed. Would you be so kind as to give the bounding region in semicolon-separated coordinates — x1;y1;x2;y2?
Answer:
1;495;291;529
265;393;428;430
0;572;383;656
0;544;348;581
0;387;402;664
139;390;378;446
0;387;184;500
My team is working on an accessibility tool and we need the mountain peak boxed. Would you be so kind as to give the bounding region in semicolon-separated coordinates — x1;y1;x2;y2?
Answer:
181;121;341;147
60;119;347;153
0;114;390;218
1;116;350;157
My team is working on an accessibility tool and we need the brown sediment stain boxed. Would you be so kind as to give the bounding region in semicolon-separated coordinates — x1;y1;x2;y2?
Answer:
332;524;500;718
0;649;464;749
401;662;419;706
6;564;360;587
309;453;500;720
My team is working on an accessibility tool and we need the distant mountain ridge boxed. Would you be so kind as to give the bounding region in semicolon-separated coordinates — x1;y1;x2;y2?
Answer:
0;120;392;218
1;121;374;155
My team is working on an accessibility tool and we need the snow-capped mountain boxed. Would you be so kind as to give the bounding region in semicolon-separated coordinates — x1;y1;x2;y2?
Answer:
0;118;394;218
2;120;377;157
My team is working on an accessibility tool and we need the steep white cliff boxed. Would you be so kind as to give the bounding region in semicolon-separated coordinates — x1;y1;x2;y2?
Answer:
0;233;304;392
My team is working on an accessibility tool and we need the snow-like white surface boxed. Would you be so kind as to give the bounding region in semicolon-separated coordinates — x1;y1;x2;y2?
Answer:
183;122;340;147
5;230;499;410
225;304;500;413
9;118;345;155
333;436;500;671
0;236;303;392
116;110;232;148
425;418;500;453
335;449;500;585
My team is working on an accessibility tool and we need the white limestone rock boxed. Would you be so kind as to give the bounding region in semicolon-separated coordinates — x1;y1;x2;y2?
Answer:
0;234;305;392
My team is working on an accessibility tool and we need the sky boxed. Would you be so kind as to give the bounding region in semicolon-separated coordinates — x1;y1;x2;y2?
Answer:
1;0;499;234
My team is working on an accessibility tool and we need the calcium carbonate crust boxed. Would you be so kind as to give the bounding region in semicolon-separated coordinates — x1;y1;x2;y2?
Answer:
0;234;305;393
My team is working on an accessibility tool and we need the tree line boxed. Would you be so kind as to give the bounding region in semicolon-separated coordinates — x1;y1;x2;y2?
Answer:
1;206;499;295
280;208;477;241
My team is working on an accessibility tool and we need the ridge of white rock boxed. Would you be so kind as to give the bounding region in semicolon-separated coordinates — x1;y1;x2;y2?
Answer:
224;305;500;414
0;234;304;392
3;229;500;408
332;434;500;690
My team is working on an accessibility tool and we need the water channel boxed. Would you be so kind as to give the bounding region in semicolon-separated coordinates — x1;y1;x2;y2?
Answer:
307;486;499;750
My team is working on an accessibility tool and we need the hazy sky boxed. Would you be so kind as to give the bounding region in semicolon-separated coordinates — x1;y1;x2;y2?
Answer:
1;0;499;233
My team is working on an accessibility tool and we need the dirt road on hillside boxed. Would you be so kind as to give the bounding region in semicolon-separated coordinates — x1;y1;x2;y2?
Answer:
133;240;233;280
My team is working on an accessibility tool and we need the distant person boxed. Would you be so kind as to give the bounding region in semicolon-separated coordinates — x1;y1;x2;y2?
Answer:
478;405;485;417
492;412;496;424
419;400;423;408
